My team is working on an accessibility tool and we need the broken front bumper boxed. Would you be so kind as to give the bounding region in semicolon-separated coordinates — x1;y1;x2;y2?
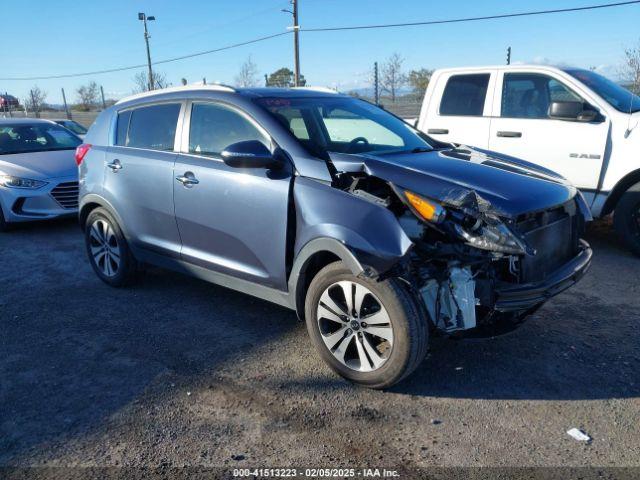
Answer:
494;240;592;312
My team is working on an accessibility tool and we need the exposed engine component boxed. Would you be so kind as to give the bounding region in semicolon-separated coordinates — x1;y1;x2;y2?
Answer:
420;266;477;332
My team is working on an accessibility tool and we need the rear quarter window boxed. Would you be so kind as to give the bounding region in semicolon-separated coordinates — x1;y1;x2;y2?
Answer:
439;74;490;116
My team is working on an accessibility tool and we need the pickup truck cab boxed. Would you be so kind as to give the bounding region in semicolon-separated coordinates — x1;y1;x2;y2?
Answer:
417;65;640;254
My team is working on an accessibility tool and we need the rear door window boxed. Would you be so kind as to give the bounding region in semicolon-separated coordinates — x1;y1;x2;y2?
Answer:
439;74;490;116
115;110;131;146
122;103;181;151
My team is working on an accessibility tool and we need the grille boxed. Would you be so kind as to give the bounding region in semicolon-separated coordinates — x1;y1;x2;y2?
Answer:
517;201;579;283
50;181;79;210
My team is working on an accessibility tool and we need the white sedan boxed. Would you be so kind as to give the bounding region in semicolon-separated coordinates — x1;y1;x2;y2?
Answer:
0;118;81;231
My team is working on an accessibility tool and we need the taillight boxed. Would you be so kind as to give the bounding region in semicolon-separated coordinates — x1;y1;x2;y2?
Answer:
75;143;92;166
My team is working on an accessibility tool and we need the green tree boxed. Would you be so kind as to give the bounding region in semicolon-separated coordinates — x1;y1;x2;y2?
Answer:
266;67;306;87
407;68;434;97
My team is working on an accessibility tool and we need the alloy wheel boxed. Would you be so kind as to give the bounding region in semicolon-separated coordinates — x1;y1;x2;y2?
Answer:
89;219;121;277
316;280;394;372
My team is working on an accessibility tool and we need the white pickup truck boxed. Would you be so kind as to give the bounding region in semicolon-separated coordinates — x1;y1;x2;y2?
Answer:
416;65;640;255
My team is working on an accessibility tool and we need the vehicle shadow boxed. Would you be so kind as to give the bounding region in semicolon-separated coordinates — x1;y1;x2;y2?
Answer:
0;221;299;463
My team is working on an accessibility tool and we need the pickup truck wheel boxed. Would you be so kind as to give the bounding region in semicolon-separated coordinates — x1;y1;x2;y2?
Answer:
84;207;138;287
613;185;640;257
305;261;428;389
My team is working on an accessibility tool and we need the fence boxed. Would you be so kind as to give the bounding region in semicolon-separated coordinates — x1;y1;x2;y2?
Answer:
0;108;100;128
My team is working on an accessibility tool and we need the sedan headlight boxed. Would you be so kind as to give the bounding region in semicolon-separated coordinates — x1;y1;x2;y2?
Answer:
0;175;48;189
453;221;529;255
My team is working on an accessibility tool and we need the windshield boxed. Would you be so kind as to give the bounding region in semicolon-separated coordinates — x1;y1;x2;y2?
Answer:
0;123;81;155
58;120;88;135
564;68;640;113
254;96;433;157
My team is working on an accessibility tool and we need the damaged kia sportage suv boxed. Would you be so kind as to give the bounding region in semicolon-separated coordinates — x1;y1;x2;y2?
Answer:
77;85;592;389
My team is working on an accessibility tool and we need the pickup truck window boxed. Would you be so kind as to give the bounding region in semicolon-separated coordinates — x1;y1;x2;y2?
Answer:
439;74;490;116
564;68;640;113
502;73;584;119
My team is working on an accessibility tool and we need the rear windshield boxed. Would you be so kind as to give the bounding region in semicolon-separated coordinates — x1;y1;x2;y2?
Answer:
57;120;88;135
0;123;81;155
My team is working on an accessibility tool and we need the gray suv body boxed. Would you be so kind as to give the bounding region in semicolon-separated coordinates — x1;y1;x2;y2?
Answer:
78;85;592;388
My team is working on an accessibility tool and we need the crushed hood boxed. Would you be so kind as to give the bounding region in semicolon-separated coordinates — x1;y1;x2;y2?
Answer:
0;149;78;180
330;146;577;218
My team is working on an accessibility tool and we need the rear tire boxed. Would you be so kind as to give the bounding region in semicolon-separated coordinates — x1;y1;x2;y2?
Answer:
613;185;640;257
84;207;137;287
305;261;428;389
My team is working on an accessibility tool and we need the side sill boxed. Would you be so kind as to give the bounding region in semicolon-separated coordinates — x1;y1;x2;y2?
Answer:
135;248;295;311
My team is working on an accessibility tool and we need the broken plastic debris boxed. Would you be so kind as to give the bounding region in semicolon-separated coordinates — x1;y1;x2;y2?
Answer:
567;428;591;442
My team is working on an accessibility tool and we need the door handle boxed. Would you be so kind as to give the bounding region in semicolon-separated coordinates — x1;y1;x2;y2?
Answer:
497;131;522;138
107;159;122;171
176;172;199;188
427;128;449;135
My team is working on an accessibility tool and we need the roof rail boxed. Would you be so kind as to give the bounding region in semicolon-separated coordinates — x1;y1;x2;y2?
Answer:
116;84;236;105
292;86;339;94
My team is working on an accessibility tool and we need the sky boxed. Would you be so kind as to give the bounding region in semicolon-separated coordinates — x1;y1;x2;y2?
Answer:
1;0;639;104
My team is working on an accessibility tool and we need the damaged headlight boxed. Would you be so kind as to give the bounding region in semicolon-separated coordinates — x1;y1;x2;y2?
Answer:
401;188;530;255
403;190;445;223
453;221;529;255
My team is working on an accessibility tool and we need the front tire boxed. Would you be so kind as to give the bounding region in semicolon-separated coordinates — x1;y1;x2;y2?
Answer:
84;207;137;287
613;185;640;257
305;262;428;389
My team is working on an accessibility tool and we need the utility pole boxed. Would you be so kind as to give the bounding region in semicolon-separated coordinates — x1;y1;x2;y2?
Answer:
506;46;511;65
61;88;71;119
374;62;380;106
100;85;106;109
283;1;301;86
138;12;156;91
293;0;300;86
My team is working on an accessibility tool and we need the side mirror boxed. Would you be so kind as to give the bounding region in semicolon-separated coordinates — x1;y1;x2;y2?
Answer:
549;101;601;122
221;140;282;169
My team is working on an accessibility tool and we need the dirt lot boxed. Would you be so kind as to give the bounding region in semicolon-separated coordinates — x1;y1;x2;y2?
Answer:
1;218;639;477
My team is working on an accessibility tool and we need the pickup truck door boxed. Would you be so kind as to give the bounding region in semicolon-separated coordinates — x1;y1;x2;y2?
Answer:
488;71;609;189
418;70;496;149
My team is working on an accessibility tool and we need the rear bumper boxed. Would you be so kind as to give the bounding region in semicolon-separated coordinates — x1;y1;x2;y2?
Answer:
494;239;592;312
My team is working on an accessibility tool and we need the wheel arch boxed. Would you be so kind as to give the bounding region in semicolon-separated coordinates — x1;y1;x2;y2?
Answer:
79;194;129;238
602;168;640;216
288;238;366;321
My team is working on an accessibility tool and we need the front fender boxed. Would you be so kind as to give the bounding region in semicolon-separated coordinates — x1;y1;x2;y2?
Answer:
293;176;412;275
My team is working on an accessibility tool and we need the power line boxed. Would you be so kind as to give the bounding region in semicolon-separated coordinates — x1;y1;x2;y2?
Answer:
301;0;640;32
0;31;291;81
1;1;638;81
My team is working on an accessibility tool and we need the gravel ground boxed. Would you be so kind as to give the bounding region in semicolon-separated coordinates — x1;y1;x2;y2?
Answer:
0;218;639;477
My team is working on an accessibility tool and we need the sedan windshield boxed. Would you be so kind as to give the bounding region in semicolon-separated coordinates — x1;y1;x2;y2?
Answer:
564;68;640;113
0;123;81;155
254;96;433;157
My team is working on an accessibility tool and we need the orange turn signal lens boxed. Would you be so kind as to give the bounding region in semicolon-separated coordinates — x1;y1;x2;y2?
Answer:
404;191;443;223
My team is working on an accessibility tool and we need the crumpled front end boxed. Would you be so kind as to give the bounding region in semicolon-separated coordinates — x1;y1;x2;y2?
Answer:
396;190;592;333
